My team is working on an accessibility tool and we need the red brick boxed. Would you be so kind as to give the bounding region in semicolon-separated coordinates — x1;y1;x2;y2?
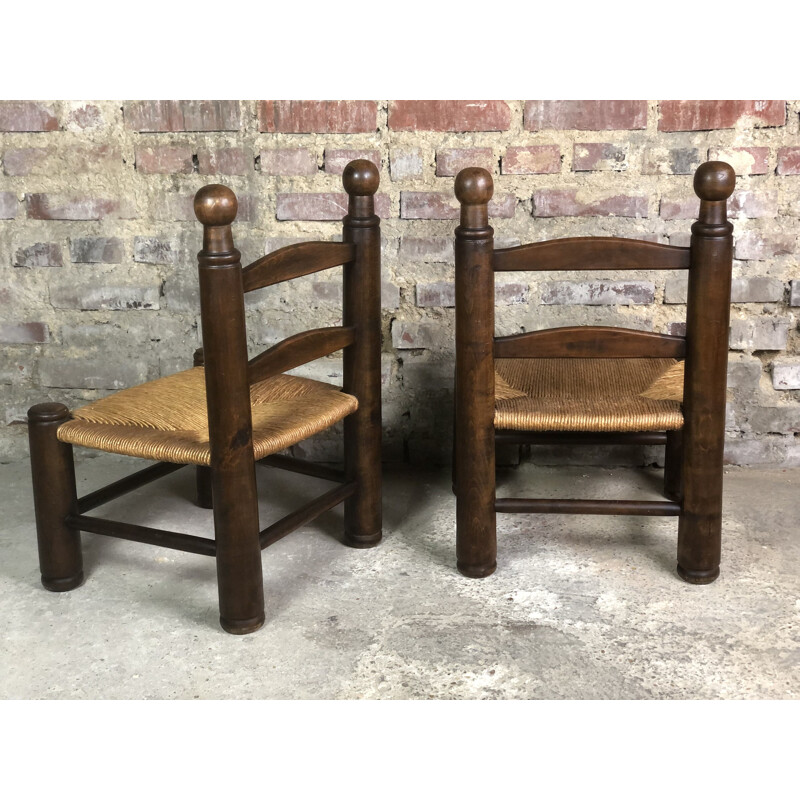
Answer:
13;242;63;267
135;145;194;174
659;196;699;220
435;148;494;177
324;149;381;175
259;101;377;133
0;192;18;219
777;147;800;175
0;101;58;132
398;237;453;263
734;232;795;260
641;147;701;175
502;146;561;175
708;147;770;175
533;189;647;218
573;143;627;171
0;322;50;343
152;193;256;222
524;101;646;131
659;100;785;131
124;100;240;132
389;101;511;132
197;146;251;175
67;103;102;129
26;194;136;220
660;191;777;220
3;144;122;177
276;193;390;221
416;282;455;307
260;148;317;176
401;192;515;219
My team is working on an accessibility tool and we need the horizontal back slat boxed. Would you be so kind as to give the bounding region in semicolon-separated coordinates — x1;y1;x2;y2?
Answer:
242;241;355;293
248;326;355;385
494;326;686;359
493;236;690;272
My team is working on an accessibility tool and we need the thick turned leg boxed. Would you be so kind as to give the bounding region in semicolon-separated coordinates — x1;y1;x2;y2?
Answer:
28;403;83;591
456;457;496;578
664;429;683;502
343;413;382;548
212;463;265;634
196;466;213;509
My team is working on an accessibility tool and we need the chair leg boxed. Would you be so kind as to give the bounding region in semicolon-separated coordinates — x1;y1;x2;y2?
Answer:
211;463;265;634
664;430;683;501
28;403;83;591
343;408;382;549
195;466;213;509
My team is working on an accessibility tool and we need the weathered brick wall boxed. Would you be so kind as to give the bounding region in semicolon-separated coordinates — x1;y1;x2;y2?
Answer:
1;100;798;465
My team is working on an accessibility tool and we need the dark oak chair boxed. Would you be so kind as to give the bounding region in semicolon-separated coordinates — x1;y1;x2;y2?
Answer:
28;159;382;634
453;161;735;584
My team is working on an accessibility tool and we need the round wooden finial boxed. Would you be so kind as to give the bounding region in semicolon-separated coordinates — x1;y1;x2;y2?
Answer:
342;159;379;196
694;161;735;201
455;167;493;205
194;184;238;226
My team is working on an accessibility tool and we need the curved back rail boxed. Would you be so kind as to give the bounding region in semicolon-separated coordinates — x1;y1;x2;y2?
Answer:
242;241;355;293
493;236;690;272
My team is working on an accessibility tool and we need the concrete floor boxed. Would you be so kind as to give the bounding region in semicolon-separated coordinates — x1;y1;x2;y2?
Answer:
1;454;797;699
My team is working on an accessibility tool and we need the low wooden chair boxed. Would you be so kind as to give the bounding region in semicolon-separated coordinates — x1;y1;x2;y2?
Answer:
453;161;735;584
28;159;382;634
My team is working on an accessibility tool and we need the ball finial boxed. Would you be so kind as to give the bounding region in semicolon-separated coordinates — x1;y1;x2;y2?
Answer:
455;167;493;205
694;161;735;202
194;184;238;226
342;159;379;196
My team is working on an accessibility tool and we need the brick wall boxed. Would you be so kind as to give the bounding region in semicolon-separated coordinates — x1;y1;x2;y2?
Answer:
1;100;798;466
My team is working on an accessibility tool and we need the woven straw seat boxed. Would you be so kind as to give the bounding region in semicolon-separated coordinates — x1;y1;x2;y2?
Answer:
57;367;358;466
494;357;684;432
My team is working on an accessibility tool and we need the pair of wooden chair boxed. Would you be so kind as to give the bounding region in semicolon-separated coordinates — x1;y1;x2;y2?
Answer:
28;160;735;634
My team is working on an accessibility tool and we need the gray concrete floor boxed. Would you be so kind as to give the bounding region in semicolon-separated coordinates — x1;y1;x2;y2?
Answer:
1;454;798;699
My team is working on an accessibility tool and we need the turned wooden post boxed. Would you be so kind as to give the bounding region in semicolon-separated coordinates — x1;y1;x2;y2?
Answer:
28;403;83;591
454;168;496;577
192;347;213;509
195;185;264;633
664;429;683;501
677;161;735;584
341;160;382;547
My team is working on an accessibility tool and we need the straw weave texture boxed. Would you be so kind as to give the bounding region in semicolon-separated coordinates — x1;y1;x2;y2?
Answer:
494;357;684;432
639;360;685;402
57;367;358;465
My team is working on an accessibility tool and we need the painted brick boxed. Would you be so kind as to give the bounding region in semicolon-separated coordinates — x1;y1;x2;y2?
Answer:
660;191;777;221
49;284;161;311
727;355;763;391
659;100;785;131
0;191;17;219
69;237;124;264
666;322;686;337
709;147;770;175
730;277;785;303
502;145;561;175
0;323;49;343
398;237;452;263
668;232;692;248
3;144;121;177
124;100;240;132
135;145;194;174
524;100;647;131
533;189;647;218
436;148;494;177
259;101;377;133
276;193;389;221
401;191;515;220
134;236;180;265
748;406;800;434
777;147;800;176
664;275;688;304
260;148;317;176
66;103;103;130
495;282;529;304
540;281;654;305
734;232;794;261
641;147;701;175
573;143;627;171
790;280;800;307
38;356;150;390
324;149;380;174
390;148;424;180
389;101;511;132
0;101;58;132
152;193;255;222
416;282;455;307
311;281;343;305
382;280;400;310
13;243;63;268
723;438;786;466
772;362;800;390
197;146;251;175
729;318;790;350
25;194;136;220
390;320;448;350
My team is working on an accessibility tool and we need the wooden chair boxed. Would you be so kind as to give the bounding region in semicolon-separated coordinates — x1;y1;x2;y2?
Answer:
452;161;735;584
28;159;382;634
